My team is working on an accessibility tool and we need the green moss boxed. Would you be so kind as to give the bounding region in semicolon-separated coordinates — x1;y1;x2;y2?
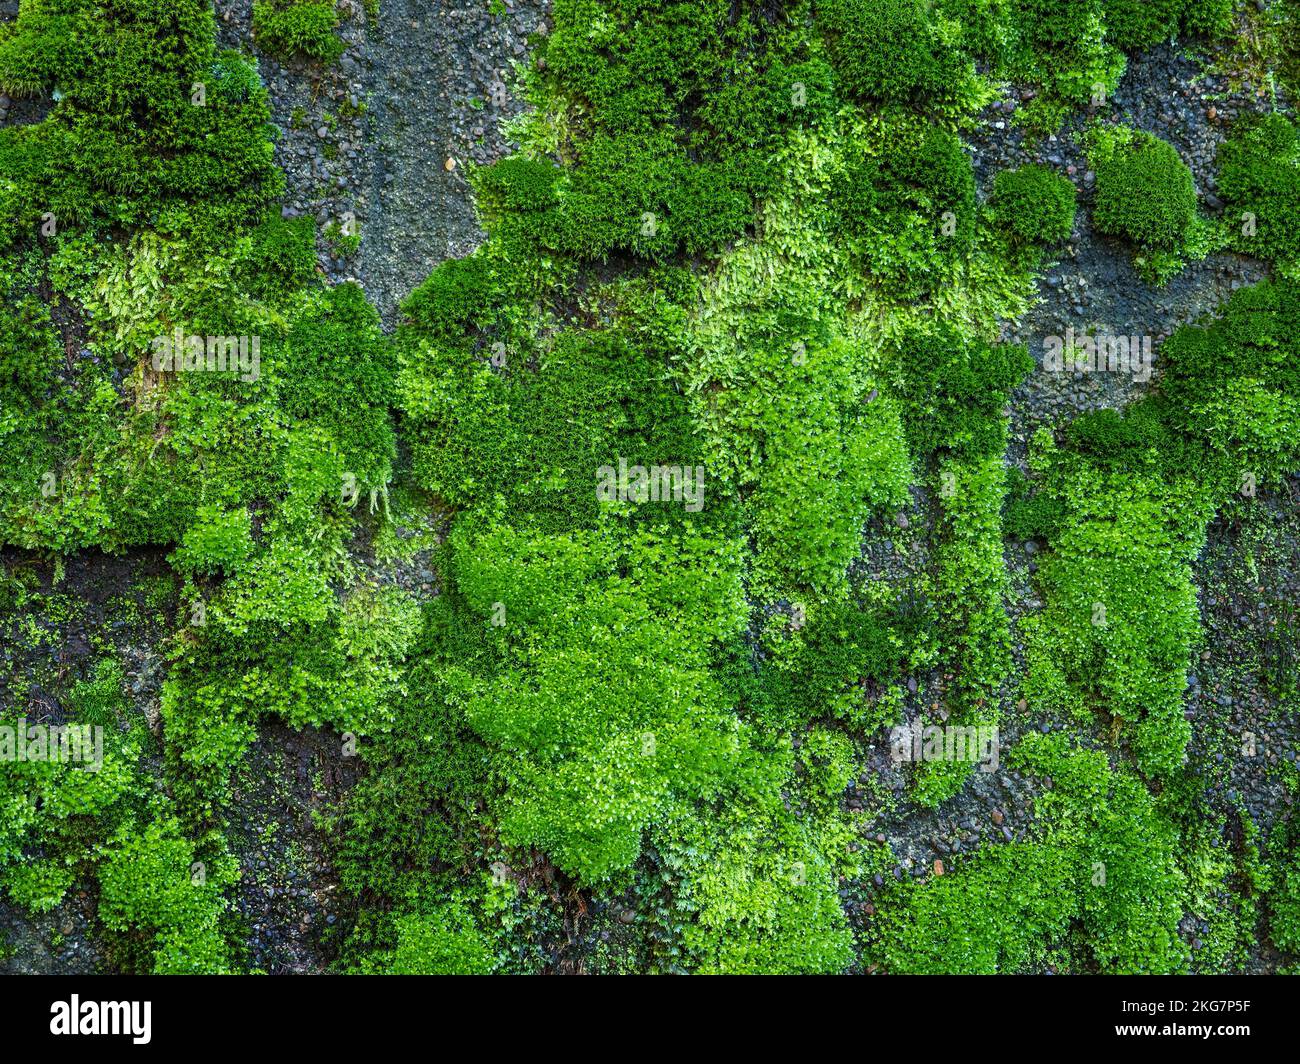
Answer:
896;323;1033;460
1004;466;1066;542
370;904;496;975
499;0;837;260
0;2;282;248
1018;281;1300;784
1101;0;1184;49
252;1;345;64
3;0;1295;979
170;504;255;577
990;163;1078;247
1020;0;1104;47
833;123;979;295
1218;112;1300;272
1099;0;1233;49
869;734;1190;973
98;817;234;974
816;0;977;109
1091;125;1198;251
1088;124;1211;284
237;211;318;300
1271;836;1300;954
277;283;396;490
1020;434;1207;780
400;253;496;338
1160;279;1300;475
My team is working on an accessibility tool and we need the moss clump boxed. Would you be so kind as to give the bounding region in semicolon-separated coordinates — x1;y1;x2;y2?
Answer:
170;505;255;577
1159;279;1300;474
1064;406;1172;471
868;733;1190;973
816;0;975;108
237;211;319;300
1218;112;1300;271
277;282;396;488
1004;466;1066;542
400;253;497;338
1091;127;1197;249
476;156;562;215
1019;0;1103;47
1101;0;1179;49
990;163;1077;246
374;905;496;975
1271;835;1300;954
500;0;838;260
1022;280;1300;783
1088;124;1210;284
251;0;345;64
745;598;908;732
0;0;282;248
98;818;234;974
1102;0;1234;49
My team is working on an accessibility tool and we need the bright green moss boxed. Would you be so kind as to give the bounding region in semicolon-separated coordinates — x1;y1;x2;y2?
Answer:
505;0;836;260
1179;0;1236;36
237;211;319;301
251;0;345;64
870;734;1190;973
746;599;906;733
1019;0;1103;47
912;444;1015;806
990;163;1078;247
400;253;496;339
446;517;750;885
1020;433;1208;780
476;156;562;215
0;657;142;913
1088;124;1212;284
1159;279;1300;475
1218;112;1300;272
1017;281;1300;783
371;904;496;975
98;817;233;974
0;294;60;401
1100;0;1232;48
833;123;979;294
277;283;396;490
3;0;1293;980
170;505;255;576
0;1;282;248
1004;466;1067;542
1271;836;1300;954
664;800;858;974
1090;126;1198;251
1101;0;1185;49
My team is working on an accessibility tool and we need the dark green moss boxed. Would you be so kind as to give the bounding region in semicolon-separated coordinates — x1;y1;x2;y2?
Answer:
897;324;1033;459
816;0;972;107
